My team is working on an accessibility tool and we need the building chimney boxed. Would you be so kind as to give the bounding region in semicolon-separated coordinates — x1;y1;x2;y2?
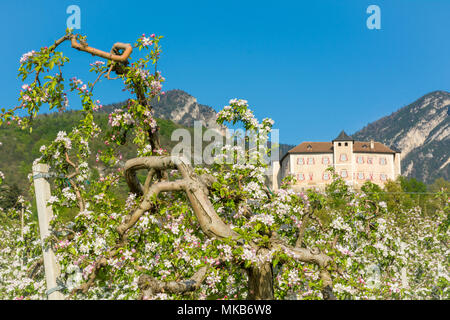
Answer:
370;140;374;149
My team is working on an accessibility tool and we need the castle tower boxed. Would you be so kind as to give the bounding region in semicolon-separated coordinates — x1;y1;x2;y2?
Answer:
332;130;355;186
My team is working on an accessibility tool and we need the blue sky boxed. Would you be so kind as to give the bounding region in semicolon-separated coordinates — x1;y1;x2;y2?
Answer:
0;0;449;145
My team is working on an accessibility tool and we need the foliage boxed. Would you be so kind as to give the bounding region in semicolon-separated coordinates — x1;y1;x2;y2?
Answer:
0;196;46;299
399;176;427;194
0;183;21;210
0;30;448;300
429;178;450;193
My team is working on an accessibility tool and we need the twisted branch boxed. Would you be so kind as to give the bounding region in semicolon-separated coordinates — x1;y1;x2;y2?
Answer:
120;156;238;241
138;266;209;299
121;155;336;299
69;37;133;63
271;239;336;300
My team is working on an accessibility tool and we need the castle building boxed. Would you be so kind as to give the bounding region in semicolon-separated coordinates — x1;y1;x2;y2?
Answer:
272;131;401;191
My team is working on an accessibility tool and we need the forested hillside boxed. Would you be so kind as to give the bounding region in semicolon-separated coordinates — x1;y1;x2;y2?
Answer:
0;111;188;194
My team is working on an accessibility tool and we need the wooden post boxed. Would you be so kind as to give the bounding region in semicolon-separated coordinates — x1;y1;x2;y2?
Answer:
33;163;65;300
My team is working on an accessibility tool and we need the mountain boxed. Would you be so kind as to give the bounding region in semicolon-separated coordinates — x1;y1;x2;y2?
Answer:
103;89;294;161
352;90;450;183
102;89;222;130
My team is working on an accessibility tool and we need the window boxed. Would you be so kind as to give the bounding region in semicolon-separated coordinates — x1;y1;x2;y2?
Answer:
307;157;315;165
322;156;330;165
357;156;364;164
297;173;305;181
340;170;348;178
323;172;330;181
297;158;304;165
338;142;342;146
357;172;365;180
340;154;348;162
367;157;373;165
345;142;348;146
308;173;314;181
369;173;374;180
379;157;387;165
380;173;387;181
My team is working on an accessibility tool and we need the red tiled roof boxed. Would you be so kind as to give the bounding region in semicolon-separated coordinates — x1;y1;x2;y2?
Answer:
286;141;398;155
353;141;396;153
288;142;333;153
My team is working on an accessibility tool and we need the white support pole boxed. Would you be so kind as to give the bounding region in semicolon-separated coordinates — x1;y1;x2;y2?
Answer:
401;267;408;289
33;163;65;300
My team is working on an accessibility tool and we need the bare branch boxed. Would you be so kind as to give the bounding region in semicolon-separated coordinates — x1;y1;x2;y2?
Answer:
364;199;380;233
295;211;311;248
138;266;209;299
27;258;44;279
68;257;107;298
122;156;239;240
117;179;188;236
90;69;108;92
142;168;156;195
70;37;133;63
271;238;336;299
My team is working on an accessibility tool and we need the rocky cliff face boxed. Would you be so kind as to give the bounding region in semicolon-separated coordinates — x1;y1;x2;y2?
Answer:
151;89;222;130
102;89;222;130
352;91;450;183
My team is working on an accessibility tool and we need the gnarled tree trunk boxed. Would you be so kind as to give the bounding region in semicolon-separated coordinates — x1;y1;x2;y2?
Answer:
247;248;274;299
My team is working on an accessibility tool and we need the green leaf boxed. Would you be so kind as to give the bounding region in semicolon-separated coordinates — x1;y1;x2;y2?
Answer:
272;258;279;267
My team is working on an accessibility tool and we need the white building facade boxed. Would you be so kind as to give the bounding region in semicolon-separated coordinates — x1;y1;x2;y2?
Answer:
272;131;401;191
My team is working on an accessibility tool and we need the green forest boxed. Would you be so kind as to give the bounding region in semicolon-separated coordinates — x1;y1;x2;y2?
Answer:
0;110;190;208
